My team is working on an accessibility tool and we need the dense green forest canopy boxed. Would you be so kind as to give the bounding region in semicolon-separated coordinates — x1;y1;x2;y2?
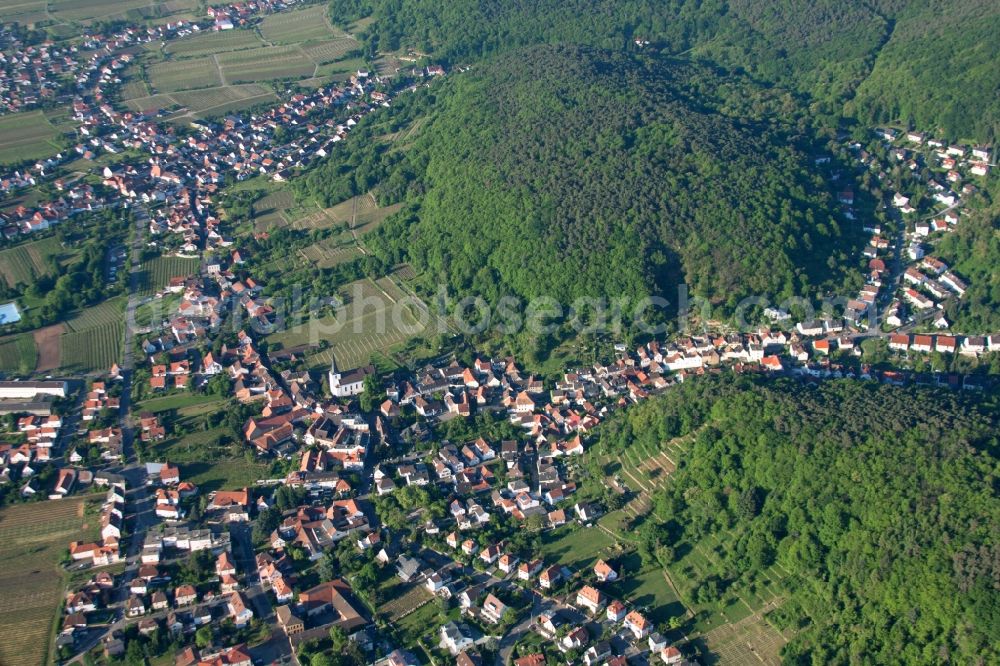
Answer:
595;377;1000;664
361;46;860;311
937;205;1000;333
332;0;1000;140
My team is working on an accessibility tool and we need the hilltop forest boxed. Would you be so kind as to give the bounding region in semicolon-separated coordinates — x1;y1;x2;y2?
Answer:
305;46;864;314
332;0;1000;141
593;377;1000;664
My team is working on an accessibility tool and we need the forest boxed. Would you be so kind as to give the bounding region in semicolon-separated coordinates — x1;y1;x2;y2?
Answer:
330;0;1000;141
326;46;864;318
593;376;1000;664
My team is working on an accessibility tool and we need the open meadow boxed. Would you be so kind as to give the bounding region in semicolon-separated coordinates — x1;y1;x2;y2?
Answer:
139;396;270;491
0;497;99;666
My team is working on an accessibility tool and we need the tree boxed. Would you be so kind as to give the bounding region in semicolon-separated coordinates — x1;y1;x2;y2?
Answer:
195;625;213;648
359;373;382;413
329;625;348;653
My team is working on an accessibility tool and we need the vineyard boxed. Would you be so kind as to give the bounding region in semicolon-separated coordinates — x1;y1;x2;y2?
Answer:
166;28;264;58
137;255;201;297
149;57;221;92
259;4;339;43
64;297;125;332
0;497;97;666
217;45;316;83
59;322;123;374
0;236;66;287
0;333;37;374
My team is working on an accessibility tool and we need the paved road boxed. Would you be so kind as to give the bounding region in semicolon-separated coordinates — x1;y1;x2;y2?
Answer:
65;205;153;664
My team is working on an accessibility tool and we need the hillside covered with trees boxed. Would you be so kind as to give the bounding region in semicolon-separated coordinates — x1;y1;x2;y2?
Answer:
332;0;1000;141
594;377;1000;664
361;46;861;311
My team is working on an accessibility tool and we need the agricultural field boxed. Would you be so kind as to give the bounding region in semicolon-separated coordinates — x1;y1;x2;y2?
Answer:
301;37;359;64
166;28;264;57
0;333;38;375
59;321;123;373
169;84;277;117
137;255;201;297
272;277;442;370
217;45;316;84
32;324;63;372
0;497;98;666
120;79;152;101
290;192;400;235
0;111;64;165
299;239;362;268
63;296;125;333
0;237;68;288
0;0;47;24
583;426;793;665
149;57;222;92
665;528;795;664
123;93;179;114
259;4;343;44
49;0;198;23
57;298;127;374
378;582;433;622
253;189;295;216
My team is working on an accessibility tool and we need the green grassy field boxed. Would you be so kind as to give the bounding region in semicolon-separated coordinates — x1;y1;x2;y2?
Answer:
0;497;99;666
183;454;269;492
139;392;216;414
538;523;619;572
137;255;201;296
141;394;268;490
0;111;64;165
